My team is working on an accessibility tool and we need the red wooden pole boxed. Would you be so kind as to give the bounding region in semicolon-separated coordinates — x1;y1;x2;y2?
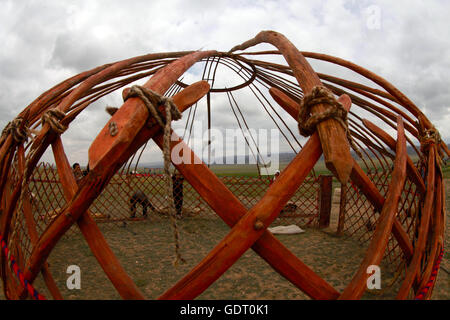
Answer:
232;31;354;183
339;116;407;300
154;131;339;300
52;136;146;300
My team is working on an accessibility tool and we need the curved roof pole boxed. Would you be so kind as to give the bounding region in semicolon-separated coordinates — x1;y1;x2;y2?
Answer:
22;51;215;296
340;116;408;299
88;50;217;171
230;31;354;183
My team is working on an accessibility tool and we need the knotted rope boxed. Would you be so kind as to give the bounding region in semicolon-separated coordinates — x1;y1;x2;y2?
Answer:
419;127;442;152
0;234;46;300
297;86;362;158
418;126;444;172
123;85;185;266
1;117;29;143
41;108;67;134
16;109;67;218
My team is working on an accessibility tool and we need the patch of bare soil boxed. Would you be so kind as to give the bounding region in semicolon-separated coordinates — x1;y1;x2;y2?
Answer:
0;181;448;300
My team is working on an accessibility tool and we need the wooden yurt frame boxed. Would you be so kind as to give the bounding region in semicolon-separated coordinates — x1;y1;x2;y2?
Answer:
0;31;447;300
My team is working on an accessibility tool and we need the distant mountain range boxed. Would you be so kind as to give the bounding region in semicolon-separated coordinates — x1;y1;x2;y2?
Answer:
138;144;449;168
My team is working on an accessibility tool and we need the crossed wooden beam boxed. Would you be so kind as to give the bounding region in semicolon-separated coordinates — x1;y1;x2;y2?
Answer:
2;31;429;300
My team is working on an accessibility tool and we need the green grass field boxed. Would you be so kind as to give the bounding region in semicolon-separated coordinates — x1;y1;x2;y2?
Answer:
207;161;333;177
208;157;450;179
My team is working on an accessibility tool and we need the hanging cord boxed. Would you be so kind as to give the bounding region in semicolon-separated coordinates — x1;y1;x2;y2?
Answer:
297;85;362;158
123;85;185;266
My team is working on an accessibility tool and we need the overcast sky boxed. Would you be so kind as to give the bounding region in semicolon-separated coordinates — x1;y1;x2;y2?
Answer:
1;0;449;167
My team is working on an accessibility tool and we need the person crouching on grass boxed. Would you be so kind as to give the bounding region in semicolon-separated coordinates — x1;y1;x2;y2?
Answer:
129;190;156;219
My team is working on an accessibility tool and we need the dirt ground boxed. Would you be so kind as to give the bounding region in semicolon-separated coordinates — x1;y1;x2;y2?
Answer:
12;218;393;300
0;181;448;300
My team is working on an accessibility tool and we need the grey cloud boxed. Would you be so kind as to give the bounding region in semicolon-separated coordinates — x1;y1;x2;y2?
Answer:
1;0;449;166
50;34;109;72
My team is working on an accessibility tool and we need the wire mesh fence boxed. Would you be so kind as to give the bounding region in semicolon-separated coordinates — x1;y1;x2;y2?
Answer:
5;161;429;299
24;163;325;234
337;169;422;278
